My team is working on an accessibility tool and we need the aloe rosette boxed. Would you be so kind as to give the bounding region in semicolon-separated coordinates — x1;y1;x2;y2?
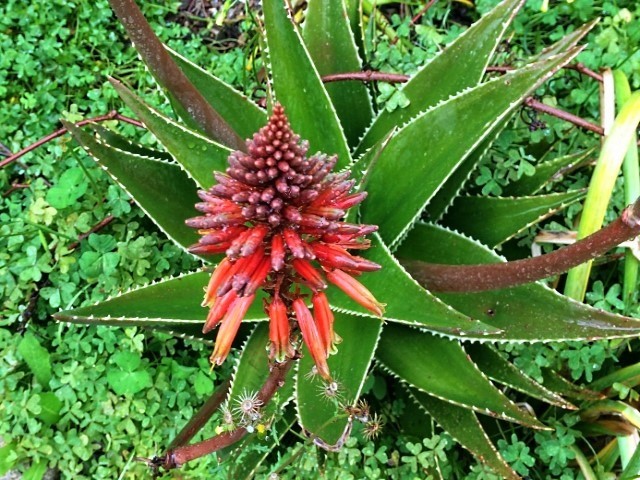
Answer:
53;0;640;476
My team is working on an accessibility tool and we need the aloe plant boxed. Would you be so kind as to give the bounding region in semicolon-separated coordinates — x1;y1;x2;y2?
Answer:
53;0;640;476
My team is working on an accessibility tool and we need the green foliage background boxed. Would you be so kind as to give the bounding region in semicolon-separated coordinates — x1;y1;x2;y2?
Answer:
1;0;640;478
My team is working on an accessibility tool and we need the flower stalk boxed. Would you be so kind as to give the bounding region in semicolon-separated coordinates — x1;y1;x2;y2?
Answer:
402;196;640;293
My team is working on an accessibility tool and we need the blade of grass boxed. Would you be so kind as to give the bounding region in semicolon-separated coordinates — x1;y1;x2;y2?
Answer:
614;70;640;311
620;437;640;480
564;89;640;301
619;432;640;470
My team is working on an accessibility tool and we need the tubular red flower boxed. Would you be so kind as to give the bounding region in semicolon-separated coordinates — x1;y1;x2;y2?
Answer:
217;247;265;296
199;226;246;246
292;258;327;291
268;294;295;362
312;292;340;355
312;243;381;272
243;256;272;295
326;269;385;317
202;258;234;307
225;228;255;259
292;298;331;380
332;192;368;210
283;228;306;258
203;290;238;333
188;242;233;255
185;211;246;229
210;294;256;365
240;225;270;257
271;234;285;271
304;206;346;220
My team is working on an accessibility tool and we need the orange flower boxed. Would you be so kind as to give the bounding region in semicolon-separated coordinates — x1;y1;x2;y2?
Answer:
268;294;295;362
292;298;330;380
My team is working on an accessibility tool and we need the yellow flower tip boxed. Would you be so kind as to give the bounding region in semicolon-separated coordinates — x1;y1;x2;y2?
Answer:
215;425;224;435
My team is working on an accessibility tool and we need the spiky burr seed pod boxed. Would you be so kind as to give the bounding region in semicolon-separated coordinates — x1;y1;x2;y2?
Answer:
186;103;385;380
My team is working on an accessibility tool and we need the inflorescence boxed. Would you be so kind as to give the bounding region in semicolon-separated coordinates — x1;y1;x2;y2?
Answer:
186;104;384;380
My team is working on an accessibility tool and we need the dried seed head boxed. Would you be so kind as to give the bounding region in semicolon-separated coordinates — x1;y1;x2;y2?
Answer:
220;403;236;430
362;413;384;440
233;389;263;423
317;379;342;404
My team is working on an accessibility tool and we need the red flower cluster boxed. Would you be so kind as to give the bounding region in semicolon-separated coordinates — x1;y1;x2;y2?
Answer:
186;104;384;380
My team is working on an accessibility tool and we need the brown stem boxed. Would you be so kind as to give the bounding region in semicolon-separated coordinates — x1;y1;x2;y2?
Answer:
486;66;515;73
2;183;29;197
0;111;143;170
401;198;640;293
523;97;604;136
321;71;410;84
159;358;295;469
167;379;232;450
566;62;603;82
487;63;602;82
68;214;117;251
108;0;245;151
410;0;438;25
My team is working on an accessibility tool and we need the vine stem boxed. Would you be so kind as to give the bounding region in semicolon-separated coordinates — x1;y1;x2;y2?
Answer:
0;111;142;170
410;0;438;25
400;197;640;293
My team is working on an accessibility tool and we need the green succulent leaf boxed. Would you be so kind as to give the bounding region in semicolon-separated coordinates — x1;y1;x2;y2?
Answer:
465;344;575;409
589;361;640;394
296;312;382;446
227;324;295;419
329;234;501;337
343;0;366;62
356;0;524;154
361;47;581;247
377;323;545;428
168;47;268;139
64;121;200;250
303;0;373;147
501;149;594;196
408;388;520;480
424;118;510;222
441;190;586;248
398;223;640;342
110;79;231;188
88;124;173;162
109;0;244;149
540;368;604;402
54;271;268;329
532;18;598;61
263;0;351;168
